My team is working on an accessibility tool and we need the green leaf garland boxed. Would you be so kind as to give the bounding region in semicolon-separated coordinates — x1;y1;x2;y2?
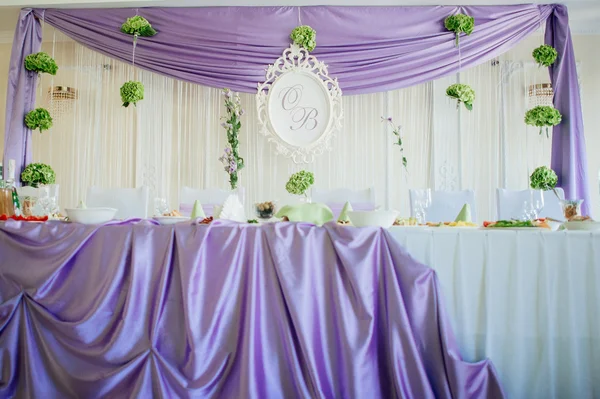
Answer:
530;166;558;191
444;14;474;46
524;105;562;137
24;108;53;133
290;25;317;52
286;170;314;196
24;52;58;75
21;163;56;187
532;45;558;67
120;81;144;107
446;83;475;111
121;16;157;37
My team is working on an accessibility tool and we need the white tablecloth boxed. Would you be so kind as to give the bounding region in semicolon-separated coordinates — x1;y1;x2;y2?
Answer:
388;227;600;399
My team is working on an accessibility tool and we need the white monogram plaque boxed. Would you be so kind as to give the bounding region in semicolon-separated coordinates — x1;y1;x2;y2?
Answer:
257;44;343;164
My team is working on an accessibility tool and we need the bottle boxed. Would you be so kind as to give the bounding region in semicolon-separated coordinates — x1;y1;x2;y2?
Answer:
5;160;21;216
0;162;4;189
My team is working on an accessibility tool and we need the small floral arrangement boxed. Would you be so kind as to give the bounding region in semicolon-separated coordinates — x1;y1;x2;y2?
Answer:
121;16;157;37
290;25;317;52
220;88;245;189
524;105;562;137
446;83;475;110
444;14;474;46
120;81;144;107
530;166;558;191
24;108;53;133
382;116;407;170
24;52;58;75
21;163;56;187
532;45;558;67
255;201;276;219
286;170;314;197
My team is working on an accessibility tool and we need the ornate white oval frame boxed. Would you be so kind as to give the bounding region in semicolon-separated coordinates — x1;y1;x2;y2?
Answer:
257;44;343;164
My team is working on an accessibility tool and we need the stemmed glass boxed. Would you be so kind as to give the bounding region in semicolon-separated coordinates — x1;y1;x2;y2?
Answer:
413;189;432;224
154;197;169;216
522;190;544;220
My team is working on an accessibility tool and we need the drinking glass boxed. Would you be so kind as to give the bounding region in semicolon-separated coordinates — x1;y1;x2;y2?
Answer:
413;189;432;224
154;198;169;216
530;190;544;219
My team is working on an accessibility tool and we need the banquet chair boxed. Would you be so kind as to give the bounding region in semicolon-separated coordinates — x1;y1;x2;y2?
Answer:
179;186;245;216
496;188;564;220
86;186;149;219
409;189;477;223
312;187;376;217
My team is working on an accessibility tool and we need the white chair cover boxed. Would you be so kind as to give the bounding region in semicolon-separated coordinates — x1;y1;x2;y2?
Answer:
86;186;149;219
409;189;477;223
496;188;564;220
179;186;245;216
312;187;376;217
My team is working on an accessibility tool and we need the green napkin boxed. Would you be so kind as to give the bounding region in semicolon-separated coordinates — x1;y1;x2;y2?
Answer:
337;201;353;223
454;203;472;222
190;200;206;219
275;203;334;226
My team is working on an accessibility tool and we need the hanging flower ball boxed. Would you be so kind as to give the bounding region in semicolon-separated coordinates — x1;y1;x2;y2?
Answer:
24;52;58;75
525;105;562;137
121;15;157;37
290;25;317;52
446;83;475;111
120;81;144;107
24;108;53;133
530;166;558;191
532;45;558;67
444;14;474;47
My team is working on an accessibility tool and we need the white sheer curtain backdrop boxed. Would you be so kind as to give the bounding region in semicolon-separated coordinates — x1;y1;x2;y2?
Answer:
31;28;582;220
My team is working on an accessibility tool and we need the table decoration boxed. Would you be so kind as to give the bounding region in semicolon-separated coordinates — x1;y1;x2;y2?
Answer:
255;201;275;219
21;163;56;187
337;201;352;224
525;105;562;137
455;203;472;222
219;88;245;189
247;219;259;224
285;170;314;201
382;116;408;170
190;200;206;219
24;52;58;75
24;108;53;133
290;25;316;52
532;44;558;67
218;194;246;222
347;210;398;228
444;13;474;46
559;199;584;220
483;219;550;229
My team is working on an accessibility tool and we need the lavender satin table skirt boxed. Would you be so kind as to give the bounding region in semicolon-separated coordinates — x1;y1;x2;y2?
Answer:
0;220;504;398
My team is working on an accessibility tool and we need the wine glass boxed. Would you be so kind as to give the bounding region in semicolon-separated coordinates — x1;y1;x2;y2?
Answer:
154;198;169;216
531;190;544;219
413;189;432;224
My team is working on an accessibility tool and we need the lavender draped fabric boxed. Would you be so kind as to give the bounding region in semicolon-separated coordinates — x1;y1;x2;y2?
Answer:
2;9;41;185
0;220;504;398
3;5;588;210
546;8;591;215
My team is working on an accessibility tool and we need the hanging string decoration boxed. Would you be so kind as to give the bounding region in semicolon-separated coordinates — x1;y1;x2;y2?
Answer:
24;108;53;133
532;44;558;67
119;15;156;107
121;16;157;37
446;84;475;111
24;52;58;75
290;25;317;52
524;105;562;137
444;14;474;47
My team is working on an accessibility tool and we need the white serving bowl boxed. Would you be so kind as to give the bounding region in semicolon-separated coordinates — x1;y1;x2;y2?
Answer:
347;210;398;228
65;207;117;225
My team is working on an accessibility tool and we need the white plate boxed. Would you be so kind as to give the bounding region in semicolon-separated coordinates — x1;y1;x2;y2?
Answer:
153;216;189;225
563;221;600;231
482;227;547;231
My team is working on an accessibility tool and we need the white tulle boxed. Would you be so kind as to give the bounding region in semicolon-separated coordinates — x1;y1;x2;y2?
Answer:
29;28;576;221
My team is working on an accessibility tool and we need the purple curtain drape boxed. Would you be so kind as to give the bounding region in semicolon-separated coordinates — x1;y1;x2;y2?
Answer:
545;7;590;212
2;8;42;185
0;220;504;398
3;5;589;213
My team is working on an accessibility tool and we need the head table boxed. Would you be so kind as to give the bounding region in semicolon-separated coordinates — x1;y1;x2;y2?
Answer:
0;219;597;398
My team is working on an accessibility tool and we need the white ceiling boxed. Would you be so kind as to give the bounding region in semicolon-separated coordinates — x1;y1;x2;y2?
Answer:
0;0;598;37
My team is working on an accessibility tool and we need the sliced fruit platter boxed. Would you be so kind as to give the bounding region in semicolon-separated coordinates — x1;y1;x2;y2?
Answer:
483;219;551;229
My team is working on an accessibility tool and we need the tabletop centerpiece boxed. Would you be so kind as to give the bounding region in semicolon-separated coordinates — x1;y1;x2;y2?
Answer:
19;163;57;216
286;170;314;202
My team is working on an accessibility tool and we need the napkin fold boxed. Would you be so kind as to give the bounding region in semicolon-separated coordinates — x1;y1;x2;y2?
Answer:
217;194;246;222
275;203;334;226
454;203;472;223
337;201;353;223
190;200;206;219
